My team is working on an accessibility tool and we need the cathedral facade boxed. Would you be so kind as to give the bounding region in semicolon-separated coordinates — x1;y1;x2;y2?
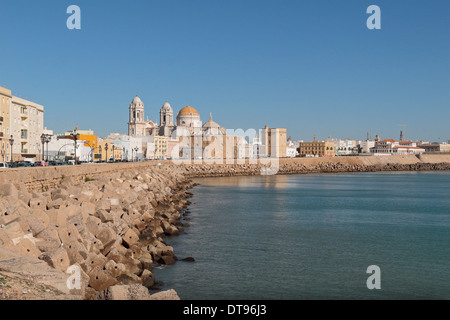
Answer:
128;96;224;138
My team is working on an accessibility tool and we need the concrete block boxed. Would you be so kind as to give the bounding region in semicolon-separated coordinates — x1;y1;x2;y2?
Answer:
3;221;25;244
85;216;102;235
122;228;139;247
95;199;111;212
140;269;155;288
15;238;42;259
97;209;114;223
88;266;118;292
95;225;117;248
28;198;47;210
65;240;89;265
81;202;96;216
67;212;85;234
104;259;126;278
51;188;69;201
39;247;70;271
0;229;14;247
81;252;108;274
0;183;19;199
47;198;65;210
57;224;82;246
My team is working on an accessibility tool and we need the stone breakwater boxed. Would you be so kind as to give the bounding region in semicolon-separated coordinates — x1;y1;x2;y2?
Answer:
180;156;450;178
0;165;193;300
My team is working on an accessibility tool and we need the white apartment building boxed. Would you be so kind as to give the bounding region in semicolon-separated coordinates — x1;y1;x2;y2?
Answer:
328;138;360;156
359;140;376;154
106;133;144;161
46;136;92;162
370;139;425;156
10;96;44;162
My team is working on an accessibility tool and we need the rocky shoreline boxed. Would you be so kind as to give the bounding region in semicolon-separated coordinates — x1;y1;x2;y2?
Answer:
0;165;194;300
1;157;450;300
181;161;450;178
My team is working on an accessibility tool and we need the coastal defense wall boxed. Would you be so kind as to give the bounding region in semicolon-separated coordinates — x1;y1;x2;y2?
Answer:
0;154;449;191
277;155;423;167
417;154;450;164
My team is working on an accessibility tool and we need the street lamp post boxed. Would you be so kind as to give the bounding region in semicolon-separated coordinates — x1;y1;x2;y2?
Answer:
69;132;80;164
112;145;115;162
9;135;14;166
40;134;46;161
105;143;109;163
45;135;51;161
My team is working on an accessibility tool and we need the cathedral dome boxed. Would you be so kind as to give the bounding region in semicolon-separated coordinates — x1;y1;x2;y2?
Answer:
202;113;221;129
178;106;199;116
132;96;143;104
162;101;172;110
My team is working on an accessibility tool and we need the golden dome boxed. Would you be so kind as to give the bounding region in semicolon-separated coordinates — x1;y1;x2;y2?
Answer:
178;106;199;116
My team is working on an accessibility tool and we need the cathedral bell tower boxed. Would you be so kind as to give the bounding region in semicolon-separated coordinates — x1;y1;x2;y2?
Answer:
159;101;175;137
128;96;145;136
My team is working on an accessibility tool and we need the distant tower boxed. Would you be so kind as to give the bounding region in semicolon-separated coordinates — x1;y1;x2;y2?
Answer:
128;96;145;136
159;102;174;137
400;131;404;142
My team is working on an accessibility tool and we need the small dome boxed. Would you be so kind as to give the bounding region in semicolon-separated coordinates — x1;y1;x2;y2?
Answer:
202;113;221;128
132;96;143;104
162;101;172;110
178;106;199;116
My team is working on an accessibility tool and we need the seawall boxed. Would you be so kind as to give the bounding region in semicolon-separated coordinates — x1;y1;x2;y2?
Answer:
1;154;450;191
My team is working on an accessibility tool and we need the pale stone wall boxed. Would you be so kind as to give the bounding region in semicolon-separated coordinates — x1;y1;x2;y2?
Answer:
1;154;449;192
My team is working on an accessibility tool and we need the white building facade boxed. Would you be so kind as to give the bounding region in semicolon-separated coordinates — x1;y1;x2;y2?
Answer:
10;96;44;162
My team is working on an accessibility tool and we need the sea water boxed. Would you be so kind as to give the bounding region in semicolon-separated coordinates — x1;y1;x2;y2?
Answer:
153;172;450;299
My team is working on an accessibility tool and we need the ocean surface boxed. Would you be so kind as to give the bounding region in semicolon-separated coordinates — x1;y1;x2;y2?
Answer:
152;172;450;300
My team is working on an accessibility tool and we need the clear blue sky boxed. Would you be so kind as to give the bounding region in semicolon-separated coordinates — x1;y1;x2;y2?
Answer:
1;0;449;142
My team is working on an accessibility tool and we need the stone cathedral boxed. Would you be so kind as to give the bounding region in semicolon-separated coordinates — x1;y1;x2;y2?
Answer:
128;96;224;138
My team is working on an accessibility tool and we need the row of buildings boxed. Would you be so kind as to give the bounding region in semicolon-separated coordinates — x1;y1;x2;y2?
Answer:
1;86;449;163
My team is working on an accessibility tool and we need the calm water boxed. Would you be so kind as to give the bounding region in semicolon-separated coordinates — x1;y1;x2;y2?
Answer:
153;172;450;300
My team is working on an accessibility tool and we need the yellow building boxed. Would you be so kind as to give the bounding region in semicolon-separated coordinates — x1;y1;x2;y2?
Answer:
64;128;98;152
154;136;168;159
0;87;12;162
97;140;118;161
298;137;335;157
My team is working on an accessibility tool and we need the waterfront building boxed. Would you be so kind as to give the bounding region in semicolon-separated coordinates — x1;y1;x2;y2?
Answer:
298;137;335;157
47;135;92;162
286;137;298;158
359;140;376;154
417;142;450;153
370;139;425;155
261;126;287;158
10;94;44;162
0;87;12;162
154;136;169;160
64;128;98;152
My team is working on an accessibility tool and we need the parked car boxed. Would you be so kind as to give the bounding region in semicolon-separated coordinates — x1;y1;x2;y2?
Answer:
0;162;9;169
